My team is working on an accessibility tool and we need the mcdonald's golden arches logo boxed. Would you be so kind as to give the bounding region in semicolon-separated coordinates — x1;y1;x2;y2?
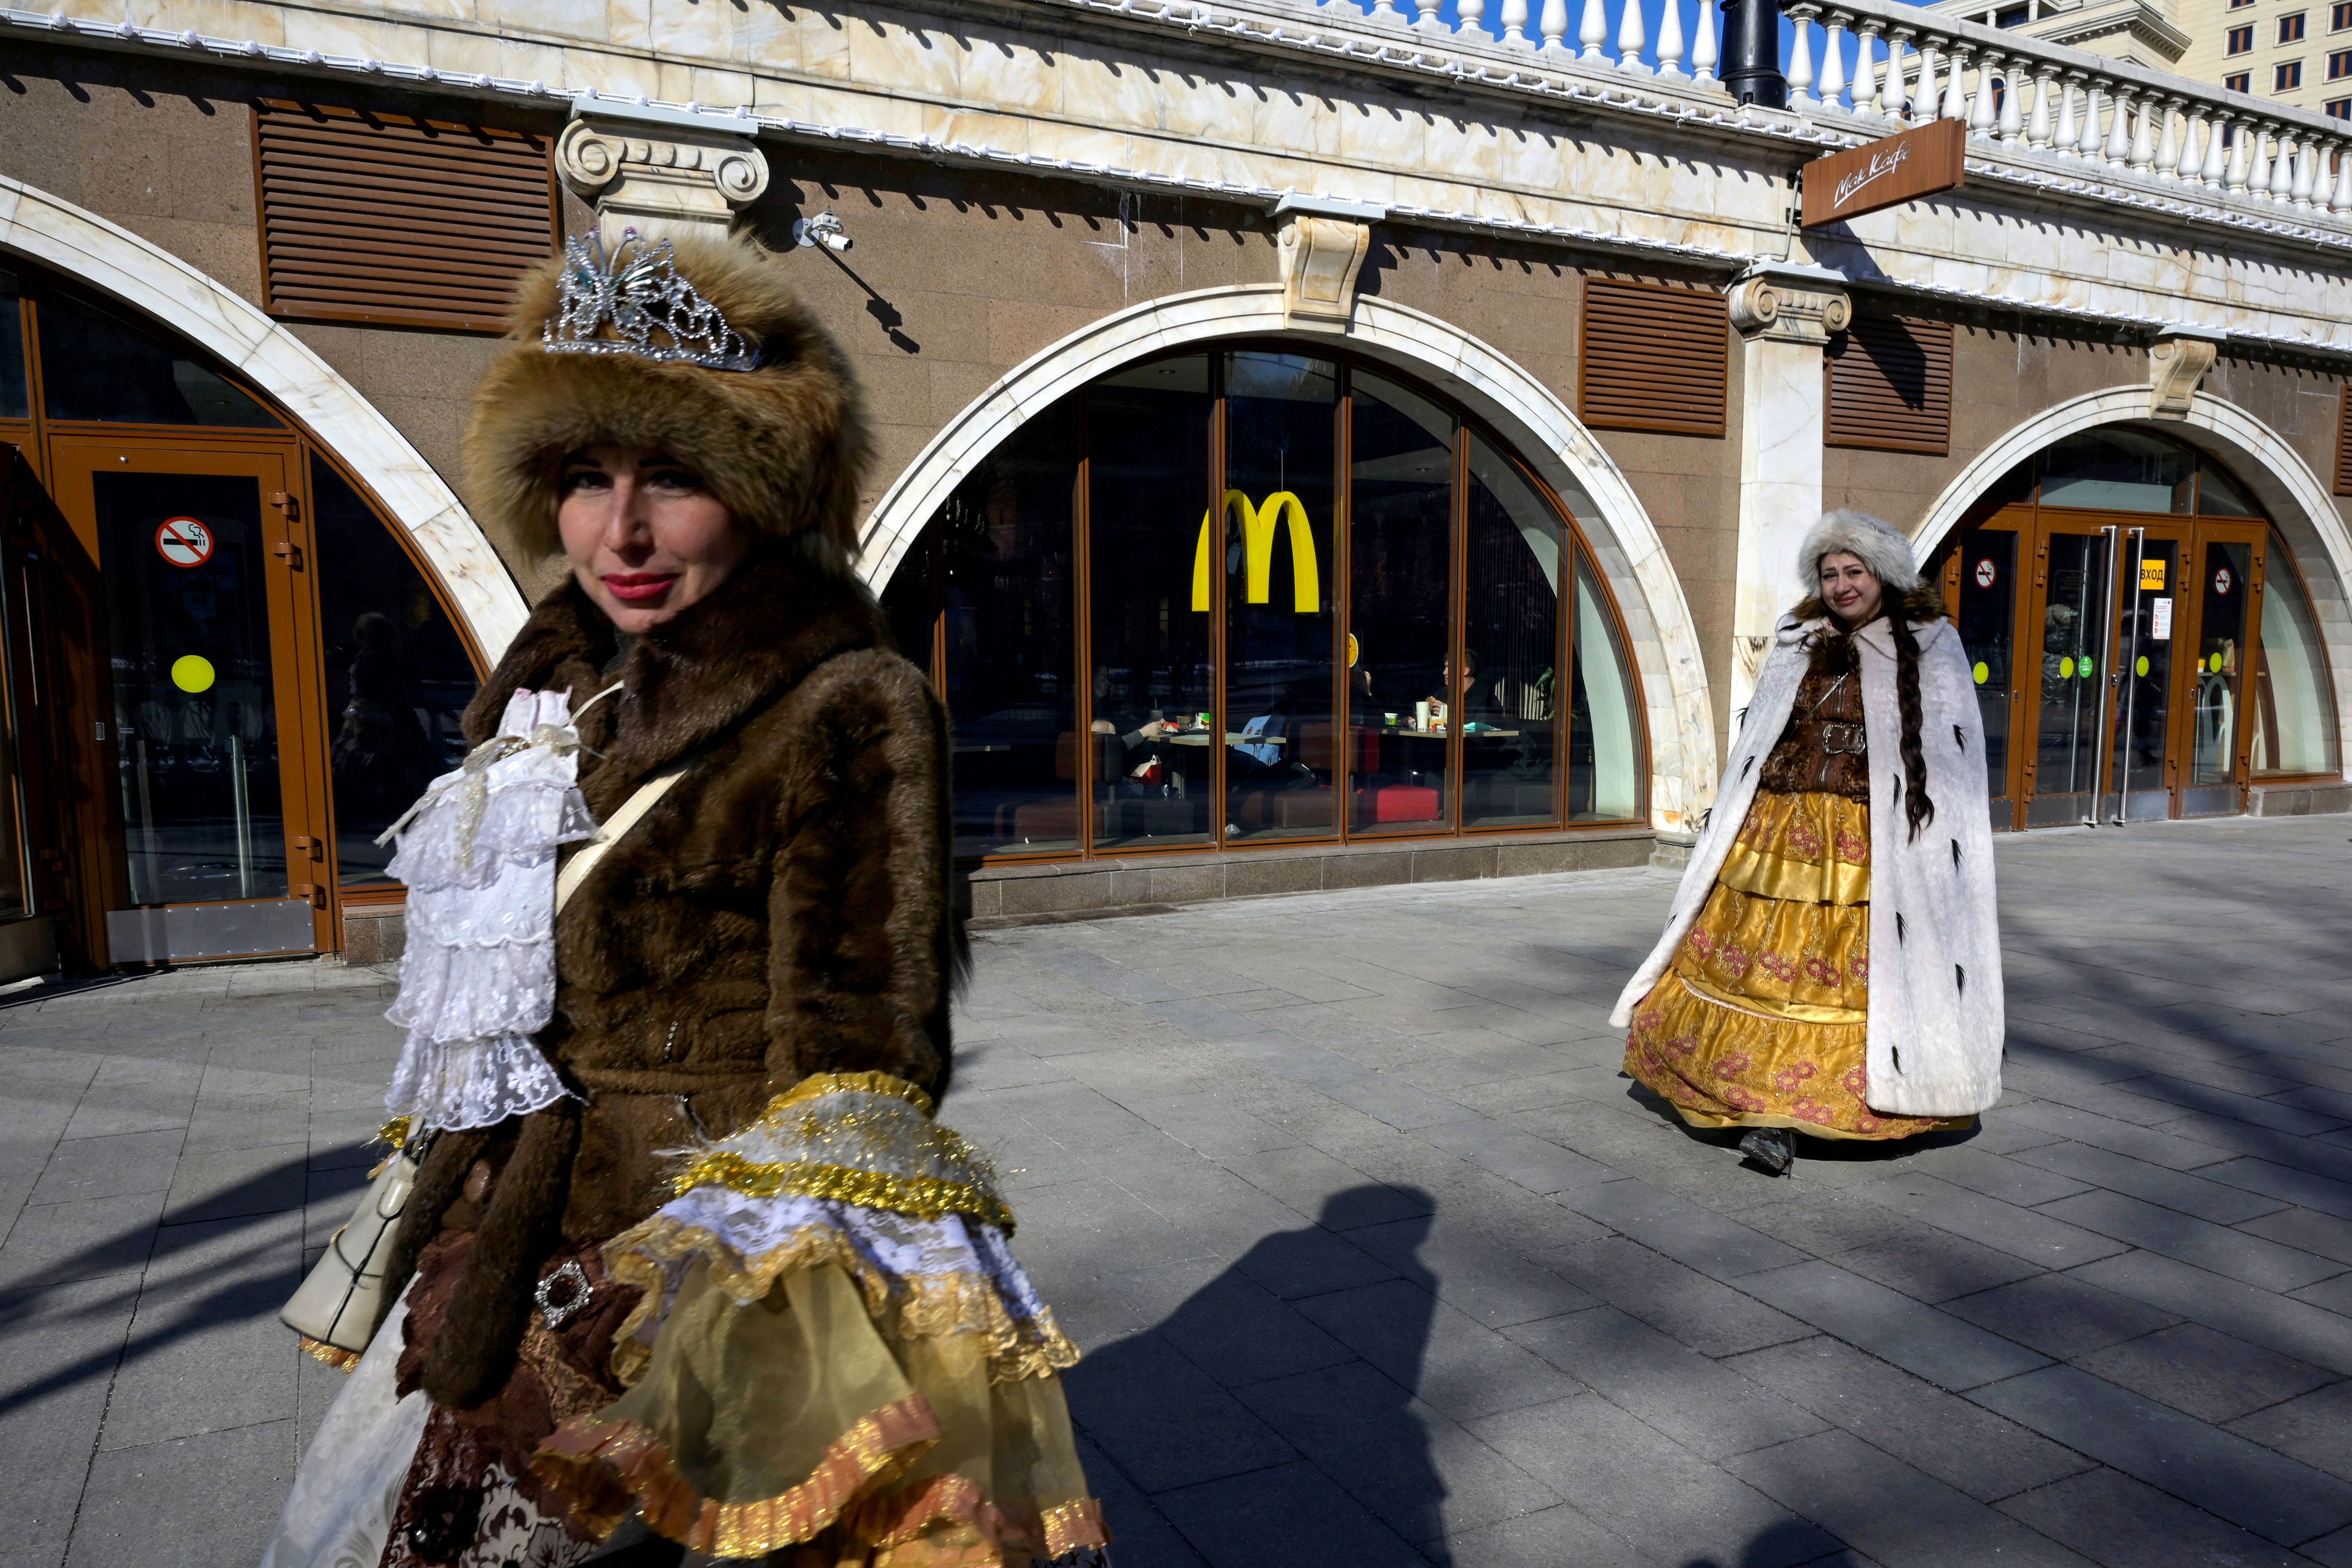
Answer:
1191;490;1320;614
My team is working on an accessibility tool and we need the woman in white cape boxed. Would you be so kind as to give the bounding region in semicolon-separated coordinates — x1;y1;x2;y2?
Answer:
1610;509;2004;1175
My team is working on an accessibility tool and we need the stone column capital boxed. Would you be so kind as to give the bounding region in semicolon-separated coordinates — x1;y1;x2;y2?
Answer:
1728;266;1852;345
557;106;769;244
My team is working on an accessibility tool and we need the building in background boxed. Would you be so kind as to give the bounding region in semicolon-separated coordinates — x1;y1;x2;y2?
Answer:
0;0;2343;972
1932;0;2352;119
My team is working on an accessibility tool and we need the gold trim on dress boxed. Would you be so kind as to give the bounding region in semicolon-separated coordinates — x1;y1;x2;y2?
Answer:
1040;1499;1114;1558
298;1335;363;1373
535;1395;944;1557
375;1116;413;1150
772;1072;937;1119
668;1152;1016;1233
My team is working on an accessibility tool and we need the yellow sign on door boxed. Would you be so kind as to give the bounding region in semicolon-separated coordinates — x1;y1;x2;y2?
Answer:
2140;556;2167;591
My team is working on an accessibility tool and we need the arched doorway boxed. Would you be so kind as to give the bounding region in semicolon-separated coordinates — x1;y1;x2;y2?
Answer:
1933;427;2341;830
879;344;1650;864
0;257;483;967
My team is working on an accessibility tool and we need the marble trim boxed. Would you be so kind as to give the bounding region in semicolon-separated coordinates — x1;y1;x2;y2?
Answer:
1914;386;2352;783
0;173;528;661
852;283;1717;834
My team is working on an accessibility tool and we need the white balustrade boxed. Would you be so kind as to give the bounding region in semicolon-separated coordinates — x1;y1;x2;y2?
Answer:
1886;32;1913;121
1970;54;1999;135
1577;0;1605;59
1657;0;1687;79
2027;68;2054;149
1616;0;1649;72
1788;5;1818;106
1819;13;1848;110
1286;0;2352;233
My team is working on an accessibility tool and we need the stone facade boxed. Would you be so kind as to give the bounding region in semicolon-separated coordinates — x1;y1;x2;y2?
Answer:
0;0;2347;942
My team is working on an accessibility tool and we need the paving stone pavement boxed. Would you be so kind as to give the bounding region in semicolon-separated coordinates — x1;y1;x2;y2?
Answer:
5;813;2352;1567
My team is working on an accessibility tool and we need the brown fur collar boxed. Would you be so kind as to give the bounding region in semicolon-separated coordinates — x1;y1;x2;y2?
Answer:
461;235;870;561
1787;583;1947;629
465;542;893;789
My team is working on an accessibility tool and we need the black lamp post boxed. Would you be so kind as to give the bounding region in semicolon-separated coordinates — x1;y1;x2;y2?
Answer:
1720;0;1788;108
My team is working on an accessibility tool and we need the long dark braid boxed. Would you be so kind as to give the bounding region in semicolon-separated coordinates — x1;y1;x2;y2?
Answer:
1887;609;1935;842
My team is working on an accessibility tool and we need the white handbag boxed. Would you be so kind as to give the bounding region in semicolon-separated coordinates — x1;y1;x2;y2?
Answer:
280;1128;435;1359
279;755;692;1362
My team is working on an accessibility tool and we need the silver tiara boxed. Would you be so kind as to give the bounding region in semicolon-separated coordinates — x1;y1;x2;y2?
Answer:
541;227;757;372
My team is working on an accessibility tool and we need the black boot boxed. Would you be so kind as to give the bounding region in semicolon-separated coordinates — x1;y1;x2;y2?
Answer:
1739;1126;1797;1176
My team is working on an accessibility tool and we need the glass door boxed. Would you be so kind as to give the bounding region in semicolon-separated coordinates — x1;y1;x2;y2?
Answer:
2179;527;2264;817
45;440;329;961
2107;525;2190;823
1949;519;2024;829
2019;523;2114;827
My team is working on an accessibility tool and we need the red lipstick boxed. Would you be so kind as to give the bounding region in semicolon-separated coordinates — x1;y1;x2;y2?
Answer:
603;572;677;605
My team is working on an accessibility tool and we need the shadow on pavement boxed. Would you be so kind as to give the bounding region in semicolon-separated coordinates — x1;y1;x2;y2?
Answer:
0;1150;369;1420
1065;1186;1448;1566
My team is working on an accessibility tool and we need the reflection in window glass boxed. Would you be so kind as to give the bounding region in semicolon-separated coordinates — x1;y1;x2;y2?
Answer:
1089;356;1213;849
2191;539;2253;788
1462;435;1563;827
312;458;479;887
99;472;286;903
1955;530;2016;799
1223;352;1338;842
932;398;1082;857
37;286;280;428
2198;462;2260;517
2037;430;2192;513
2252;541;2342;774
0;268;26;421
1349;371;1454;836
1572;556;1640;820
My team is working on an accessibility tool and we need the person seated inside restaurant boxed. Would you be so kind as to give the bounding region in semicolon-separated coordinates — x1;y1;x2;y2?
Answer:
1090;703;1183;796
1229;688;1314;788
1429;647;1502;728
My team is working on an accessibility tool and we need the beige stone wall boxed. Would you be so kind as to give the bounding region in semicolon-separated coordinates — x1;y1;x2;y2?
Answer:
0;41;566;586
1825;307;2152;542
734;152;1280;524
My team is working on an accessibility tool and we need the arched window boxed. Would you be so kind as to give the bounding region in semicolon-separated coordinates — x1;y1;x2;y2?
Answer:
881;348;1649;862
1939;425;2338;828
0;256;482;963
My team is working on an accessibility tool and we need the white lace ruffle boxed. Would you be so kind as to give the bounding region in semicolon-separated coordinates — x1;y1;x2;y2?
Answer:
382;688;595;1133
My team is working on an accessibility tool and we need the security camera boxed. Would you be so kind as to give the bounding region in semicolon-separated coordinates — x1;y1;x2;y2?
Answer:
793;211;852;253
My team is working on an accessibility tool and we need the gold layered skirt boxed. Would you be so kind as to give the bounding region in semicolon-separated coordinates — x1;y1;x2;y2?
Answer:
1624;791;1971;1141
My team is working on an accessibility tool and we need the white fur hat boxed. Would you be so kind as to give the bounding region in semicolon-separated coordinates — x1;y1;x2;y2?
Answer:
1799;508;1921;597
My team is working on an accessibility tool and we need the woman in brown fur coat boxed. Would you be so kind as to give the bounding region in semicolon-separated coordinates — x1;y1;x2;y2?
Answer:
264;233;1107;1568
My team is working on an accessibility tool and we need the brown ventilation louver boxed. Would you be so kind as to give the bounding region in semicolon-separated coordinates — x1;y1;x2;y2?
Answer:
1826;312;1954;455
255;102;557;332
2336;386;2352;495
1578;279;1728;438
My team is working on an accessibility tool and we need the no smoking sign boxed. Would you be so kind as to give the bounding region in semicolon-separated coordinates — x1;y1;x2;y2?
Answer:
1974;558;1998;589
155;517;214;569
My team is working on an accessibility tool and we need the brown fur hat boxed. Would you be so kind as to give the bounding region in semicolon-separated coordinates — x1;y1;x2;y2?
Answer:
463;233;869;562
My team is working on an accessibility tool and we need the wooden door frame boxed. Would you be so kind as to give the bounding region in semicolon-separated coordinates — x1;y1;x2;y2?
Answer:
2171;519;2270;815
41;435;334;953
1944;509;2032;829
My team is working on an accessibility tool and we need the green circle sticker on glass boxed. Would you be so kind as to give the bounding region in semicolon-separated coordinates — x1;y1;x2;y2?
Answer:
2060;656;2075;679
170;654;215;694
2210;652;2223;673
2136;654;2151;677
1973;661;1989;685
2080;657;2094;679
